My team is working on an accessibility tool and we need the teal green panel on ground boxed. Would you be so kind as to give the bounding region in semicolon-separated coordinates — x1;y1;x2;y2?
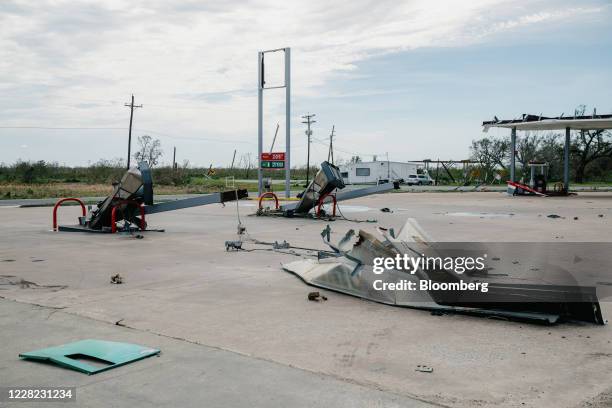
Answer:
19;339;160;375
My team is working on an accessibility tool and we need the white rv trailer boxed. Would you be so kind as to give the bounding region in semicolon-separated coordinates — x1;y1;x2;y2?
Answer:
338;161;430;184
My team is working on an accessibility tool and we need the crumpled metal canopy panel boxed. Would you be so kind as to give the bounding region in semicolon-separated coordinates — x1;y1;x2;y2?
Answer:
283;219;605;325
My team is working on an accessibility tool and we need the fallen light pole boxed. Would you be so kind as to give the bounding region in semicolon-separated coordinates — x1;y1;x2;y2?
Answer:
53;161;248;233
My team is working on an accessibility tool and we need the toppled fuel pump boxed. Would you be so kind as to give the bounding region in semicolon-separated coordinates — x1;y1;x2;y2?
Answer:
54;161;248;233
256;161;396;218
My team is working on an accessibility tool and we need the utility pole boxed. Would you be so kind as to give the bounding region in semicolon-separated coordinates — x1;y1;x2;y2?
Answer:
301;113;316;186
124;94;143;169
230;149;237;170
327;125;335;164
172;146;176;170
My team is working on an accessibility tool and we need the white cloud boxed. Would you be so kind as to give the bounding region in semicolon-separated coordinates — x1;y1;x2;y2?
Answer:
0;0;607;165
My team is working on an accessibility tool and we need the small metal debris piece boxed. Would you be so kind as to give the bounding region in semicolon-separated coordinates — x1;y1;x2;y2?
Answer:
110;274;123;284
598;214;604;218
547;214;561;219
225;240;243;251
380;207;392;213
308;291;327;301
573;217;579;220
273;240;290;249
415;365;433;373
321;225;332;242
19;339;160;375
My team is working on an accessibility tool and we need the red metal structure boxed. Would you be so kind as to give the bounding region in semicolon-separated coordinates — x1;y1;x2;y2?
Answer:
110;199;146;233
316;192;337;218
258;192;279;210
53;198;86;231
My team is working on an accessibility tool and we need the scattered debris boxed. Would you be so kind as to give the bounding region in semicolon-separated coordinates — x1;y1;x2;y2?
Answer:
598;214;604;218
273;240;290;249
415;365;433;373
308;291;327;302
19;339;160;375
225;241;243;251
547;214;561;219
110;274;123;284
574;217;579;220
380;207;392;213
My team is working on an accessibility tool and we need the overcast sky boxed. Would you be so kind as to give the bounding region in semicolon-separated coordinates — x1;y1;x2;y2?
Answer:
1;0;611;167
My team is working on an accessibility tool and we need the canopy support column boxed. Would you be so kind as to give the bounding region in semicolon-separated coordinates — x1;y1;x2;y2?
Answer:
510;127;516;182
564;127;570;193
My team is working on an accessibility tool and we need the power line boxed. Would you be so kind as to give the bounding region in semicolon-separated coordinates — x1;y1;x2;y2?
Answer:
0;126;125;130
134;129;255;145
0;125;256;145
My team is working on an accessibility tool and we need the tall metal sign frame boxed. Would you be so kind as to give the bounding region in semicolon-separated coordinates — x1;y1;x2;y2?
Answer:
258;47;291;198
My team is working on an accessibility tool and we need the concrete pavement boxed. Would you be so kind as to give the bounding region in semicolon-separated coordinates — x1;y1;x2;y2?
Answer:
1;192;611;407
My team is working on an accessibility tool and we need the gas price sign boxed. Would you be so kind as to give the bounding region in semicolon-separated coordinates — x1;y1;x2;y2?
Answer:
261;152;285;169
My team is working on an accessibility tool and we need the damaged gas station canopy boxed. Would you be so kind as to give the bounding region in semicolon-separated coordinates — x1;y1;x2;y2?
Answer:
283;219;607;325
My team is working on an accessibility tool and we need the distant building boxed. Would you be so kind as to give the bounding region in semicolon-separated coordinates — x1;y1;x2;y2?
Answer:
339;161;430;184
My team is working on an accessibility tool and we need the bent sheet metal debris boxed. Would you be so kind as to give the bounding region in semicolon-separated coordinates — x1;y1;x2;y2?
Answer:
20;339;160;375
283;219;605;325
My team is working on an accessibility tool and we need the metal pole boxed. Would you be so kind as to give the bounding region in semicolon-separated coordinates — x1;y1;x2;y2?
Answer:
124;94;142;170
230;149;236;170
172;146;176;170
285;47;291;198
564;127;570;192
302;113;315;186
328;125;335;164
510;127;516;182
257;52;264;196
127;95;134;169
306;127;311;186
386;152;390;179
